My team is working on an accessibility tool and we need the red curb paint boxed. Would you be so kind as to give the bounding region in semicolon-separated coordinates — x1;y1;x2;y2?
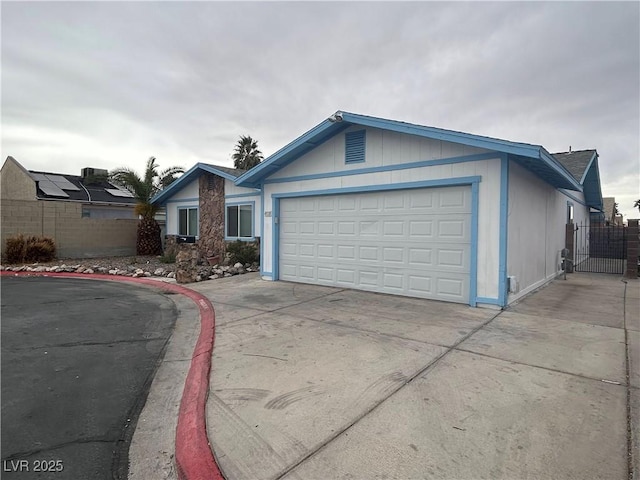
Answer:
1;271;224;480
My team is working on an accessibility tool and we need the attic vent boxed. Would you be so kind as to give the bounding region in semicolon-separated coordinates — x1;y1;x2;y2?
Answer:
345;130;366;164
208;175;216;191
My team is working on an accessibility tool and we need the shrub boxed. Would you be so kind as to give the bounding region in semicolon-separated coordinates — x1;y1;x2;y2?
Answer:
24;236;56;263
226;240;259;265
4;235;56;264
4;234;26;264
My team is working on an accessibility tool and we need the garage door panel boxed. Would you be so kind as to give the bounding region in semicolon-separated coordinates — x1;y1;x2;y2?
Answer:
279;186;471;303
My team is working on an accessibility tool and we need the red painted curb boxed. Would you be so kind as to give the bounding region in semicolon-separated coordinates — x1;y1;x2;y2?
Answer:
1;271;224;480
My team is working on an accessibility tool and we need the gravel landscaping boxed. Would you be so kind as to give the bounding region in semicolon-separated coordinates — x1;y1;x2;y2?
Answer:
0;255;259;282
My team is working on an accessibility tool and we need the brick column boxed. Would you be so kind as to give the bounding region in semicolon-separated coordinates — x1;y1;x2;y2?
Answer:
626;219;639;278
565;223;575;273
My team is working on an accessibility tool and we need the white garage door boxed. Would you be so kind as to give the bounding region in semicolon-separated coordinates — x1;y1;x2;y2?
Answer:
278;186;472;303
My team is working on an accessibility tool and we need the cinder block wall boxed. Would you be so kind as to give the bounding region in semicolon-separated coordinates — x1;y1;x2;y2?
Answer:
1;199;138;259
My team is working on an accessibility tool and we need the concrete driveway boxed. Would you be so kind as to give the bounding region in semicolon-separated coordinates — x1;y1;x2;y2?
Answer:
188;273;637;480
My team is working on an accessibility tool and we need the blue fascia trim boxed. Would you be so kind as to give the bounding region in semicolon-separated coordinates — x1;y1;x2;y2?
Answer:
476;297;501;305
152;162;242;205
469;181;479;307
538;149;582;191
579;151;598;185
235;120;349;187
339;111;543;158
151;163;202;205
225;192;261;199
264;152;497;185
225;200;256;241
165;197;199;204
498;154;509;308
271;176;482;200
559;189;589;208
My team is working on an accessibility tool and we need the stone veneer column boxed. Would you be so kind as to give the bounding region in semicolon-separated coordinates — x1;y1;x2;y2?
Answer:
198;173;226;259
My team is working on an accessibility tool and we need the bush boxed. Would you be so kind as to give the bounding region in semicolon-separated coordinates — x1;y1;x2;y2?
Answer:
226;240;259;265
4;234;26;264
4;234;56;264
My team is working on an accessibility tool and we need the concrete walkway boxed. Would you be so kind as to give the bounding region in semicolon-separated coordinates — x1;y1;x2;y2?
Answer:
176;272;638;480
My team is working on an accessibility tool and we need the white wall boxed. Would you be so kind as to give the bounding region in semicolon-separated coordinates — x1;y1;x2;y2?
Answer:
165;178;199;235
224;179;262;238
260;126;503;301
506;161;589;303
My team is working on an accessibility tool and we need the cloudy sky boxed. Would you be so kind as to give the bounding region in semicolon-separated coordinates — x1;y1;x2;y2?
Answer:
2;1;639;218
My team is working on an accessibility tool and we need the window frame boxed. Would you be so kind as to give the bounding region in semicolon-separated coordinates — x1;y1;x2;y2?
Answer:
178;206;199;237
225;201;255;241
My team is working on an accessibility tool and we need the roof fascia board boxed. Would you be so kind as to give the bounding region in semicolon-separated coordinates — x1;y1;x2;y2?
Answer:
339;112;541;158
151;163;202;205
538;149;583;190
579;151;598;185
234;120;349;187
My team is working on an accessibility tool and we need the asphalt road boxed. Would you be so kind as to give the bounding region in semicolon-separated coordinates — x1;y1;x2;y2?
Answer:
1;276;177;479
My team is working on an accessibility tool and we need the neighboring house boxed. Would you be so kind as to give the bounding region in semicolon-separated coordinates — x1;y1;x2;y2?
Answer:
150;163;261;259
155;111;605;308
1;156;139;258
600;197;623;225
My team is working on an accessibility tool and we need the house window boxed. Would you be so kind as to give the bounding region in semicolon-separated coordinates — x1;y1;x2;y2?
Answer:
567;202;574;224
345;130;366;164
179;207;198;236
226;204;253;238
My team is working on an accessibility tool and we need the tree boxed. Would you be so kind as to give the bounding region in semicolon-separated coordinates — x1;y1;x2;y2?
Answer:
110;156;184;255
232;135;263;170
635;199;640;212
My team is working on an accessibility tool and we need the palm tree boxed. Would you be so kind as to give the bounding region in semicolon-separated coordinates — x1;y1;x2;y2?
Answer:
110;156;184;255
232;135;263;170
634;199;640;212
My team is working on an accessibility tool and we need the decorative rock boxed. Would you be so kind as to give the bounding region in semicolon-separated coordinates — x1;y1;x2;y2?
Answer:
76;266;86;273
167;272;176;279
109;269;118;275
133;268;145;278
85;269;94;274
209;274;219;280
143;271;152;277
224;273;232;277
233;262;243;269
153;268;165;276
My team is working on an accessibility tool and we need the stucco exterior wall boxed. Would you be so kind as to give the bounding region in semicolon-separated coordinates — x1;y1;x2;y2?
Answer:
506;161;589;303
1;199;137;259
259;127;503;301
165;178;200;235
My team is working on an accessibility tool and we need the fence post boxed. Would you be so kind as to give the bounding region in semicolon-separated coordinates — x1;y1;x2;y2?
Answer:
565;223;575;273
626;219;639;278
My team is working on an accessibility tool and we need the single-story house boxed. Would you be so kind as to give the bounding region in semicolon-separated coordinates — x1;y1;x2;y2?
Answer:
153;111;604;308
1;156;140;258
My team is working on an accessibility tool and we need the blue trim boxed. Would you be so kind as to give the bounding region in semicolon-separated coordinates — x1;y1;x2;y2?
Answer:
476;297;501;305
271;176;481;200
498;154;509;307
270;177;481;308
579;151;598;185
225;192;260;199
152;162;242;205
224;201;255;241
559;189;589;208
264;152;497;185
345;130;366;164
538;149;582;191
165;196;199;204
469;181;479;307
260;184;265;277
273;197;280;281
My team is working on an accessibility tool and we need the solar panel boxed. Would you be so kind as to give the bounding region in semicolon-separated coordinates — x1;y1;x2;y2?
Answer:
39;181;69;198
105;188;134;198
45;174;81;191
30;173;48;181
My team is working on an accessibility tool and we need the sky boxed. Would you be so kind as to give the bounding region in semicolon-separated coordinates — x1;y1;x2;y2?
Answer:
2;1;639;219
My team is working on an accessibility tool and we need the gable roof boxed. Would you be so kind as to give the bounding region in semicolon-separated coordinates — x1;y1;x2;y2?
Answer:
235;111;582;192
151;162;247;205
552;149;603;212
552;150;597;183
602;197;616;219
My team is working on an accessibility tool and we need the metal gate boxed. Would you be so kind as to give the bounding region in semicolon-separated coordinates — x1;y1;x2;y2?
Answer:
573;222;627;273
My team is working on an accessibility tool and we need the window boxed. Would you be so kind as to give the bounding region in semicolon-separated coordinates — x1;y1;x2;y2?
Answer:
345;130;366;164
567;202;574;224
226;204;253;238
179;207;198;236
